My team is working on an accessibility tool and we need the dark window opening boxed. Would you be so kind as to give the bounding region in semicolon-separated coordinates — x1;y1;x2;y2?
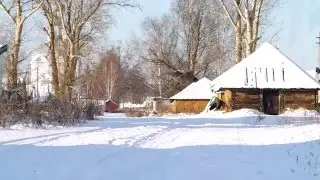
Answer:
282;68;285;82
266;68;268;82
272;68;275;81
245;68;248;84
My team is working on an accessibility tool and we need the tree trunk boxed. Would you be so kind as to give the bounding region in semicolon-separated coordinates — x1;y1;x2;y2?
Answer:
8;22;23;90
235;0;242;63
245;8;253;57
65;44;77;100
48;22;61;98
252;0;263;52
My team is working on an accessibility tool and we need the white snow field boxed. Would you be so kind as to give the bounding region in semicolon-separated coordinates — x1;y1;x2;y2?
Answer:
1;110;320;180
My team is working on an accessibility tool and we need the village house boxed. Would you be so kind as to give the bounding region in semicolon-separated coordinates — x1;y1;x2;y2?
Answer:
210;43;320;115
28;53;52;101
105;99;119;112
170;77;213;113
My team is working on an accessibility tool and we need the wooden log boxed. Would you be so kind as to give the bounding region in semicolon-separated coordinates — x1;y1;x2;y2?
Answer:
224;90;233;112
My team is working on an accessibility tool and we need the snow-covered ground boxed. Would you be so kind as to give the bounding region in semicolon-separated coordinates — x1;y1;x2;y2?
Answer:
1;110;320;180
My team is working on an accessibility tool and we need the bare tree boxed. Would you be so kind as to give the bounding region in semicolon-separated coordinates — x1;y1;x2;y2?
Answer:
52;0;137;99
83;46;151;103
0;0;44;89
137;0;231;97
217;0;280;59
91;48;121;100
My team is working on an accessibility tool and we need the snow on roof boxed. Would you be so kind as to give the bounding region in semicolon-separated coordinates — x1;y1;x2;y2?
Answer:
211;43;320;91
30;53;49;64
306;69;320;81
307;69;315;77
106;99;118;104
170;77;213;100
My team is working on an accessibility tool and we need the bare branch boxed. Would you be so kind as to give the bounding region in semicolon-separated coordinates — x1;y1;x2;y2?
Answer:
217;0;236;29
0;1;16;23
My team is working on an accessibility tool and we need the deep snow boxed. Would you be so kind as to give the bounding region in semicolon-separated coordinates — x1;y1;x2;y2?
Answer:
0;112;320;180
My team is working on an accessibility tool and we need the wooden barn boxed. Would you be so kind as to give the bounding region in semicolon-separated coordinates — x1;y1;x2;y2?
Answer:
210;43;320;115
105;99;119;112
170;77;213;113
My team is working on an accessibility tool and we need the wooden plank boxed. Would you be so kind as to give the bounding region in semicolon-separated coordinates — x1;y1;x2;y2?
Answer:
232;90;261;111
282;90;317;111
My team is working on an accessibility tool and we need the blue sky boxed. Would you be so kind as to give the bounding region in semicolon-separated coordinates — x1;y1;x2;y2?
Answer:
276;0;320;70
109;0;171;43
110;0;320;70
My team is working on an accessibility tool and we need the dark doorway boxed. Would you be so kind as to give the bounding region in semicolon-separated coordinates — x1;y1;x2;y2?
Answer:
263;90;279;115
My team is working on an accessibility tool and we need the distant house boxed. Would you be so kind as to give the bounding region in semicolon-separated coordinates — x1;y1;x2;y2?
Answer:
29;53;52;101
105;99;119;112
210;43;320;115
170;77;213;113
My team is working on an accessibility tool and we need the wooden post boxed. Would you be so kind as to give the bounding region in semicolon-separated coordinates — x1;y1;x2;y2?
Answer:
224;89;233;112
279;90;284;114
259;90;264;113
315;90;319;112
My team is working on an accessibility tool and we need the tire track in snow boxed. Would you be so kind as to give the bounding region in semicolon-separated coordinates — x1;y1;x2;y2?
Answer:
131;127;170;147
139;128;186;149
0;128;106;154
33;128;108;145
64;126;170;179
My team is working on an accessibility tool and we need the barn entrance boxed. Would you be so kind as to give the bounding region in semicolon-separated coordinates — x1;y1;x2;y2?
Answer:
262;90;279;115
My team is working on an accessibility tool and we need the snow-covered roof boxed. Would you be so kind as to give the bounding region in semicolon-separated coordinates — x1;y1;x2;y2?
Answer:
106;99;118;104
211;43;320;91
170;77;213;100
30;53;49;64
307;69;315;77
306;69;320;81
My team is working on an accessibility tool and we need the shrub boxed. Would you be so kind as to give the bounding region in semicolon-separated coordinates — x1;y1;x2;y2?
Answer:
0;98;101;128
124;109;146;117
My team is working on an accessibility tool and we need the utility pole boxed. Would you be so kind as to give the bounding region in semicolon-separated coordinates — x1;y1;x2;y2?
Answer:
317;33;320;66
158;63;162;98
36;62;39;99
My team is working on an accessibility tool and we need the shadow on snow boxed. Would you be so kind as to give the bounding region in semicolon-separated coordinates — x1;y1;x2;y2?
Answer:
0;141;320;180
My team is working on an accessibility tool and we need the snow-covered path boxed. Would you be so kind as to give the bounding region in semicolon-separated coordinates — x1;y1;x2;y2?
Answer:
0;113;320;179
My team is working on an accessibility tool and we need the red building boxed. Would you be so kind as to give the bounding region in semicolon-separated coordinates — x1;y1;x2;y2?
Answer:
105;99;119;112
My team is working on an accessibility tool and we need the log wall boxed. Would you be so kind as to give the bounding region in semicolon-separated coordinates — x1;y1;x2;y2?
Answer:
171;100;209;114
232;90;261;111
281;90;317;112
219;89;318;114
219;89;261;112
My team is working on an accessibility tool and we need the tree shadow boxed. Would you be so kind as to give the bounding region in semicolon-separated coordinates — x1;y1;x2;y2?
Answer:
87;115;320;130
0;141;319;180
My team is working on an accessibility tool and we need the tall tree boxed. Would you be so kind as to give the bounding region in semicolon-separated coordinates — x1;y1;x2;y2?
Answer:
39;0;137;99
218;0;243;63
93;49;121;100
138;0;230;97
42;0;60;97
0;0;44;89
217;0;279;60
53;0;137;99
